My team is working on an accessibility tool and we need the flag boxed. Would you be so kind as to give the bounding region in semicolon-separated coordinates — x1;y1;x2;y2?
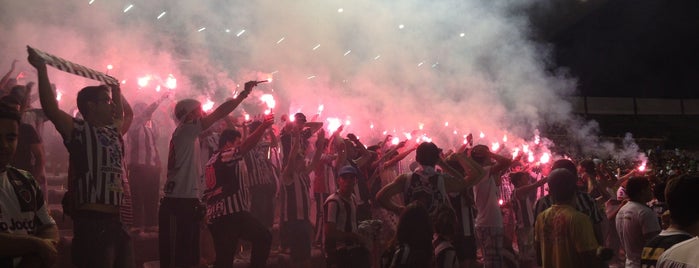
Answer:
27;46;118;85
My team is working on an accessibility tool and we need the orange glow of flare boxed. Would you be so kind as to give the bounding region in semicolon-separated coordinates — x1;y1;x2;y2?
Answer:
165;74;177;90
503;135;508;142
479;131;485;139
107;64;113;70
345;119;351;126
202;99;215;112
317;104;324;113
534;135;541;145
491;142;500;152
155;85;161;92
260;94;276;109
444;121;449;127
244;114;250;121
540;152;551;164
522;144;529;153
55;89;63;101
527;152;535;163
137;75;151;88
370;123;374;129
391;137;400;145
326;117;342;133
418;123;424;130
638;162;647;172
512;148;520;160
404;132;412;140
498;199;504;206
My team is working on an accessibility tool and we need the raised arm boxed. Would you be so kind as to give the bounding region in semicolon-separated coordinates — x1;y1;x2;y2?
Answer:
27;48;73;140
200;80;259;130
383;143;416;168
375;174;408;214
131;92;168;128
490;151;513;175
457;153;486;187
0;59;18;90
442;153;487;191
304;121;324;134
111;84;133;135
347;134;373;168
305;129;326;174
514;176;549;198
238;115;274;155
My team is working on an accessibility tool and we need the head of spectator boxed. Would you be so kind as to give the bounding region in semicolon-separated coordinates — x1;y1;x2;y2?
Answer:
0;95;21;112
76;85;115;126
9;85;28;110
548;168;578;205
174;98;203;124
293;112;307;128
0;103;21;171
578;159;596;176
664;174;699;235
509;171;531;188
337;165;358;196
470;144;490;165
551;159;578;176
218;128;242;150
625;177;653;203
415;142;441;167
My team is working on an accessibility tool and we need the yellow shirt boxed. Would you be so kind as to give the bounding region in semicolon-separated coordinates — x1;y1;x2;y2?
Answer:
535;204;599;268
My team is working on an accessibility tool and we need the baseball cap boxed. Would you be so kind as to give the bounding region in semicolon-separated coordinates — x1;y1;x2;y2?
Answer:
338;165;358;177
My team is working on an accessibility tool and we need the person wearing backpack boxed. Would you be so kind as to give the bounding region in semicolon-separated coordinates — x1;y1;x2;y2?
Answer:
376;142;485;219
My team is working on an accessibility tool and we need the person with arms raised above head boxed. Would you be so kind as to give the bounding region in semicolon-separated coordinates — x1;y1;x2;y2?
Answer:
28;47;135;267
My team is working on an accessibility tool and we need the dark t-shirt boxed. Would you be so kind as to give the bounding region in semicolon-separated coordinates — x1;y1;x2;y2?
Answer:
11;123;41;172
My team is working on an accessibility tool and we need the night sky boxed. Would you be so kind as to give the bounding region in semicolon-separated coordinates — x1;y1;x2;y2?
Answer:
547;0;699;98
542;0;699;99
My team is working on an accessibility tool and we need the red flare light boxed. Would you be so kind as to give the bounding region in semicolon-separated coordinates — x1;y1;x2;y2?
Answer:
202;99;215;112
260;94;276;109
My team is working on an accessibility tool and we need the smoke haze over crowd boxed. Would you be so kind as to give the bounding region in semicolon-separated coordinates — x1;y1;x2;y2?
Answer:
0;0;644;161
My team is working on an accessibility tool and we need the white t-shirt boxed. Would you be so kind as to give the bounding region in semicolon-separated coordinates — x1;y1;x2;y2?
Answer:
164;121;204;198
657;236;699;268
0;171;55;235
473;166;503;228
616;200;662;268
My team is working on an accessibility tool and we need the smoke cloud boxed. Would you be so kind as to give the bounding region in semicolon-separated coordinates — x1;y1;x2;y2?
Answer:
0;0;643;161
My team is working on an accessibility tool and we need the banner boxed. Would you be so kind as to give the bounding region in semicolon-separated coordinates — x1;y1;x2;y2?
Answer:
27;46;119;85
